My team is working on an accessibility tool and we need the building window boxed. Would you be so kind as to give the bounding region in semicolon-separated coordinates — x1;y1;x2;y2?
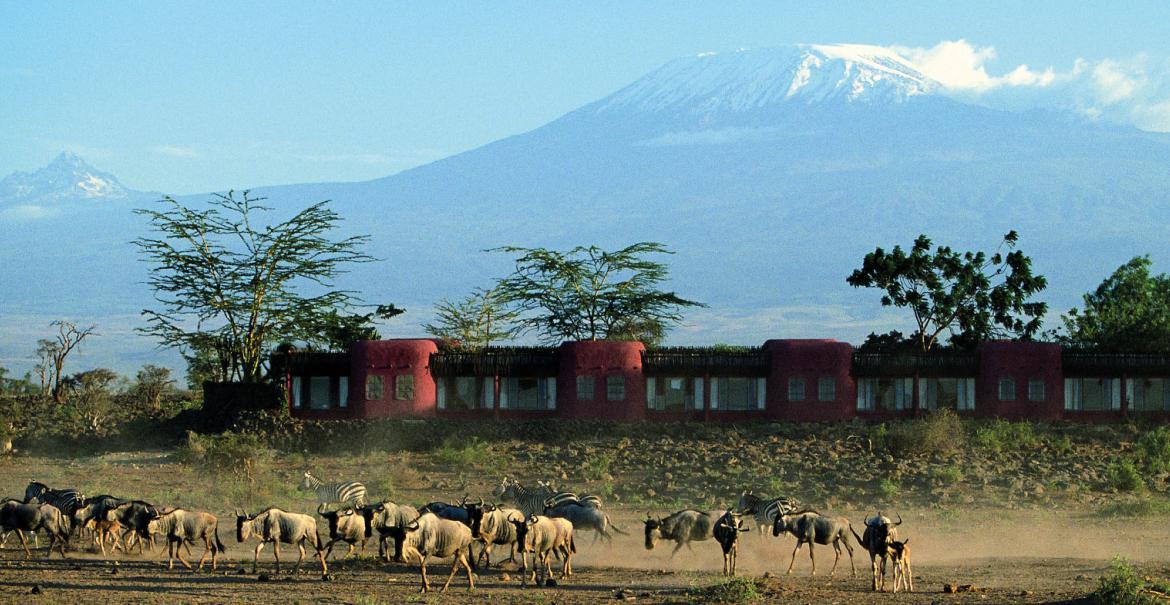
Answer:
1027;378;1045;402
787;377;805;401
1065;377;1121;411
646;377;694;411
365;375;384;401
607;376;625;401
338;377;348;408
1127;378;1170;412
818;377;836;402
712;377;765;411
500;377;556;410
918;377;975;411
309;376;332;410
856;378;913;411
395;375;415;401
998;378;1016;401
576;375;594;401
438;376;489;411
291;376;302;408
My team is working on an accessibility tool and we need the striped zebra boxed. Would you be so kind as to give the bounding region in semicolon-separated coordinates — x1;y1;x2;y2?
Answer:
24;481;84;517
300;471;367;508
736;490;800;536
493;478;577;516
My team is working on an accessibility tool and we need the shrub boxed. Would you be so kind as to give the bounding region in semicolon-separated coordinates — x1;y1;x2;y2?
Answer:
1093;557;1159;605
1106;458;1146;493
432;436;500;468
581;451;615;481
931;465;964;486
1133;427;1170;476
877;478;899;500
690;577;765;603
885;409;965;456
1048;433;1074;455
972;420;1039;453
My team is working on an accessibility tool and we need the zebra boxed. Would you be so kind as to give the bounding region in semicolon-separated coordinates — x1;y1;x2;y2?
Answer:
24;481;84;520
300;471;367;508
494;478;576;517
737;490;800;536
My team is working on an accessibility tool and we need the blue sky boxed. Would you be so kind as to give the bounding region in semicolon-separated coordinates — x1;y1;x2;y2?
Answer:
3;1;1170;193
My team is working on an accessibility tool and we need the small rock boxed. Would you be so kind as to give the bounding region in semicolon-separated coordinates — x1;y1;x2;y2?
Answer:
30;585;42;595
762;571;773;578
501;573;511;582
545;578;557;587
258;573;271;582
322;573;334;582
236;568;247;575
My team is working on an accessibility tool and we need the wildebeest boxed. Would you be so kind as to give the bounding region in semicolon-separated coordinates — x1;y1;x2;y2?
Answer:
545;501;627;543
316;503;368;560
643;509;720;557
0;498;43;559
111;500;158;554
510;514;574;588
890;538;913;593
713;510;750;576
236;507;328;575
772;510;857;577
74;497;125;555
420;500;471;525
400;512;476;593
36;503;72;558
146;508;226;571
465;501;523;568
850;512;903;591
364;499;419;562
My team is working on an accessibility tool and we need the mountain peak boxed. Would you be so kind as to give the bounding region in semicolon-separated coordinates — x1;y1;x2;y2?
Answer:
588;44;938;116
0;152;131;205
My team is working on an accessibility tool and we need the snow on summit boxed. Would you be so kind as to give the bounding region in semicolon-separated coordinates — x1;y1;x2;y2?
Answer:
0;152;132;205
593;44;938;114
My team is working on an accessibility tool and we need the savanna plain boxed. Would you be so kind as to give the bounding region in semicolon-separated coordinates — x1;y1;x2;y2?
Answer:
2;413;1169;604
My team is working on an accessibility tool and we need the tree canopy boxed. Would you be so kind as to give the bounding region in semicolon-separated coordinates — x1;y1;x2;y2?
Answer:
423;286;520;350
1061;256;1170;353
134;191;377;382
846;231;1048;351
490;242;704;344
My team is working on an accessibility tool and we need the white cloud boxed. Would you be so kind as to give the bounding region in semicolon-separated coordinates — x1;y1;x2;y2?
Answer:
152;145;199;158
892;40;1170;133
0;204;60;221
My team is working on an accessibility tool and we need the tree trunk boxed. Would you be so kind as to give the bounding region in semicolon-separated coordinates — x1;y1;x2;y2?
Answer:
2;437;12;454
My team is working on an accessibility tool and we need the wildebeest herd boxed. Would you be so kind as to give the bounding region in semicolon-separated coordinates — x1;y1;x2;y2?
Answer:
0;475;915;594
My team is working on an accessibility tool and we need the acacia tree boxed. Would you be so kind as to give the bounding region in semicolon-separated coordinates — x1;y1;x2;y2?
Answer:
491;242;704;344
423;286;520;349
846;231;1048;351
134;191;375;382
1061;256;1170;353
33;320;97;403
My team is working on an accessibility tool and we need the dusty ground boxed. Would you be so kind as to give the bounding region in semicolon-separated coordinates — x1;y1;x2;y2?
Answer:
0;508;1164;604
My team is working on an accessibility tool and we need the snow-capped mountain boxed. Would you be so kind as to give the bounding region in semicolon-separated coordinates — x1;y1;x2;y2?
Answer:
0;152;134;205
4;44;1170;376
593;44;936;115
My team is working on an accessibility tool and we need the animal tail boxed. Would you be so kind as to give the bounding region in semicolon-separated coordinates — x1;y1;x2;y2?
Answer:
849;526;865;549
214;527;227;554
570;534;576;554
607;515;629;535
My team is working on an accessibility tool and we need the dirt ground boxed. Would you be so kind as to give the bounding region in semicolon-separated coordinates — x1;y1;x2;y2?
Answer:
0;508;1162;604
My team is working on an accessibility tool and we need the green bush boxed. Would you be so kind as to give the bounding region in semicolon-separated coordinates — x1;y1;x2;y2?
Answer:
1106;458;1146;493
972;420;1039;453
1048;433;1074;455
690;577;765;603
581;451;615;481
877;478;899;500
1093;557;1159;605
432;436;500;468
885;409;965;456
931;465;964;486
1133;427;1170;475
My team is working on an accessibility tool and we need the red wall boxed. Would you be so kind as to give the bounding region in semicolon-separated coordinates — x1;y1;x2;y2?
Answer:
977;341;1063;420
558;341;646;420
765;339;856;421
350;339;441;418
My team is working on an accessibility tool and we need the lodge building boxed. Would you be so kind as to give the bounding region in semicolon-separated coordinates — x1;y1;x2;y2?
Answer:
277;339;1170;422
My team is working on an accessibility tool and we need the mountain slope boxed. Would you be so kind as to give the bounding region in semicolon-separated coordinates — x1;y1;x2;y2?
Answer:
3;44;1170;375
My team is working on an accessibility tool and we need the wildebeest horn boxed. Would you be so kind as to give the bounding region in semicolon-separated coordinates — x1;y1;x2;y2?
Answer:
894;513;903;526
477;497;484;507
317;503;328;515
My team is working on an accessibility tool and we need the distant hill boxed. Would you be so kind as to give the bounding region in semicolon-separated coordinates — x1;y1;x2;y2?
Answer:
3;44;1170;375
